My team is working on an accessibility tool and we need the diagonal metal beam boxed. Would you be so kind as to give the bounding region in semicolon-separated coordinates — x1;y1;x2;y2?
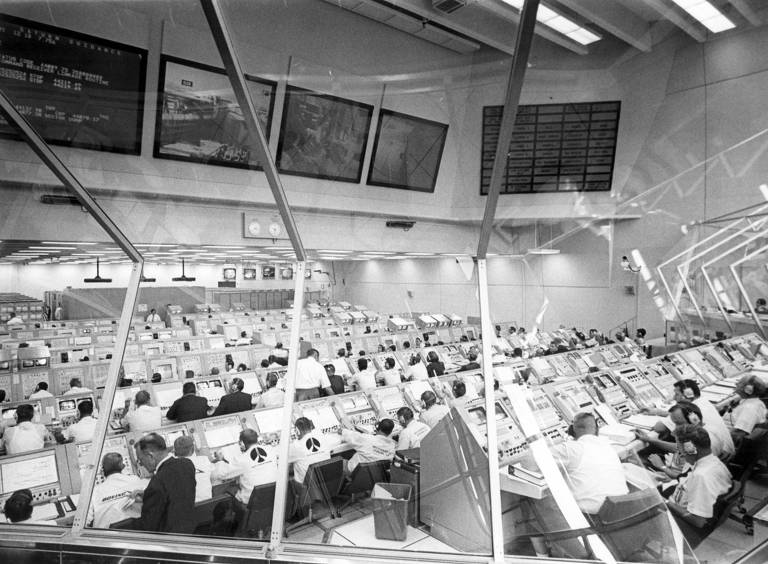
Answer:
199;0;306;262
0;91;142;264
478;0;540;259
637;0;707;42
729;244;768;338
555;0;652;51
726;0;763;26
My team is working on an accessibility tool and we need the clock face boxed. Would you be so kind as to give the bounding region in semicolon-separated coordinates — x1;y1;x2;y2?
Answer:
268;222;282;237
247;220;261;236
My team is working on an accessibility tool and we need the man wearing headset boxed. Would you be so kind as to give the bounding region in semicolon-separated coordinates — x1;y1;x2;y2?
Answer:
419;390;449;428
730;375;767;444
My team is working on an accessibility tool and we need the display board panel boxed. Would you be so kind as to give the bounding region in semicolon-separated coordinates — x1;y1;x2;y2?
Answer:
480;101;620;194
367;109;447;193
276;85;372;182
0;13;146;154
154;55;276;169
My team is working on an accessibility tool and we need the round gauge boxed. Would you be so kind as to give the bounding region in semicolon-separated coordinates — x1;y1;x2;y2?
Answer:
268;222;283;238
247;220;262;236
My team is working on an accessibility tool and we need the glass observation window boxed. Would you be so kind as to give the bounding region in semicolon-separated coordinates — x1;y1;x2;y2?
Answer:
2;1;768;564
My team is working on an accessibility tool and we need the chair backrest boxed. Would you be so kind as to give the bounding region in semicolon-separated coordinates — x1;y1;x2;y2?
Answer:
346;459;390;496
304;456;345;501
246;481;277;510
598;487;665;525
708;479;741;531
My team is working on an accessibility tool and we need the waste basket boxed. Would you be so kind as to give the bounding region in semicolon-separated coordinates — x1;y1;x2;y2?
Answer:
372;482;411;541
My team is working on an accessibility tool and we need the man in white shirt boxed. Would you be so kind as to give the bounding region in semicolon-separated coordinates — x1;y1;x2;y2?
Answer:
212;429;277;504
396;407;430;450
340;418;396;474
420;391;449;428
289;417;339;485
730;376;768;440
62;400;97;443
64;377;92;396
28;381;54;400
405;354;429;381
351;358;377;391
6;312;24;325
3;404;50;454
378;357;402;387
667;425;732;540
294;349;334;401
552;412;629;515
331;349;351;379
174;435;213;502
53;303;63;321
89;453;148;528
121;391;161;432
145;309;162;323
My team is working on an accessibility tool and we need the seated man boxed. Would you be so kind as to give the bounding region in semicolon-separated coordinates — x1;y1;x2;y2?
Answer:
3;404;51;455
730;376;767;445
377;357;402;387
64;377;92;396
339;418;396;474
166;382;210;423
259;373;285;408
396;407;430;450
351;358;377;391
28;382;53;400
121;390;161;432
419;390;449;429
174;435;213;502
666;425;732;540
211;429;276;508
457;352;481;372
3;489;55;525
61;400;97;443
89;453;148;528
289;417;338;487
212;377;252;416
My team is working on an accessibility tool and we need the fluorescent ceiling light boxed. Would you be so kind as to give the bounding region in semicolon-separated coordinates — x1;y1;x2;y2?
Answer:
42;241;98;245
500;0;601;45
138;243;177;248
669;0;735;33
29;246;77;250
527;248;561;255
203;245;246;249
405;252;435;256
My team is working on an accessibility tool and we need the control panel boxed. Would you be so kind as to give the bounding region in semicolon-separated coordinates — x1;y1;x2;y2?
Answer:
544;378;602;423
334;391;378;433
528;357;556;383
585;371;638;419
198;414;246;463
700;346;741;379
565;351;590;374
400;379;436;413
524;388;569;444
679;349;721;385
461;398;529;466
368;386;408;432
177;354;204;379
664;354;701;384
613;365;666;409
294;398;342;435
547;355;579;379
640;362;678;401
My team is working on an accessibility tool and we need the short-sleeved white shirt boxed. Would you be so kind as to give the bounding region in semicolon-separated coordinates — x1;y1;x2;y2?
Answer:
353;369;377;391
64;416;97;443
420;404;450;428
122;405;161;432
289;431;338;484
397;420;430;450
671;454;731;518
295;358;331;390
90;472;148;528
732;397;767;434
212;445;277;504
341;429;396;473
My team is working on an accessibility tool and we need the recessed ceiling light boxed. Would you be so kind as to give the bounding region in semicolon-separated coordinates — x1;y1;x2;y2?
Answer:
527;248;561;255
29;246;76;250
41;241;98;245
203;245;246;249
500;0;601;45
669;0;735;33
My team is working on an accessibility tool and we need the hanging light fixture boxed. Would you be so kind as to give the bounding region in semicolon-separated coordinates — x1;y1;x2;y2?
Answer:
83;257;112;283
171;258;196;282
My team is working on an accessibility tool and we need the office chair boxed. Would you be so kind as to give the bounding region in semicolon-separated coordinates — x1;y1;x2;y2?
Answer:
338;459;390;512
518;488;672;562
680;478;743;549
285;456;344;534
236;482;276;539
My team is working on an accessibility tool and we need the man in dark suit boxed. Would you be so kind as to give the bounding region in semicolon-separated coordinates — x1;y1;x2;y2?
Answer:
128;433;196;533
166;382;210;422
212;377;252;416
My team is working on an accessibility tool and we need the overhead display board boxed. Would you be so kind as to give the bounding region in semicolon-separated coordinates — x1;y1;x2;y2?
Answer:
154;55;276;169
0;14;146;154
481;101;620;194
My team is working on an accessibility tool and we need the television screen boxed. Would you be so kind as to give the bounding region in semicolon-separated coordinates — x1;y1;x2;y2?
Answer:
280;267;293;280
0;14;146;154
154;55;276;168
222;267;236;281
243;268;257;280
262;266;275;280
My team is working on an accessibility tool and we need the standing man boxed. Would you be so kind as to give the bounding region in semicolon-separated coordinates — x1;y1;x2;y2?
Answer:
212;377;252;416
53;303;63;321
126;433;196;533
166;382;210;423
294;349;334;401
145;309;162;324
324;364;346;395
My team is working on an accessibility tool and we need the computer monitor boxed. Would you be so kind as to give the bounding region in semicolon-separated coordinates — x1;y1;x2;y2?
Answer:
0;451;59;496
202;416;243;462
253;408;283;435
154;387;181;410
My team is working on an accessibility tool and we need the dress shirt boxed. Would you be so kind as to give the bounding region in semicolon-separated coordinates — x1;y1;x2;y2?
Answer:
28;389;54;400
64;386;92;396
6;317;23;325
332;358;351;377
396;420;430;450
352;369;377;391
90;472;149;528
420;404;450;428
145;313;162;323
731;397;767;434
64;416;97;442
212;444;278;504
340;429;396;473
552;434;628;514
379;369;402;387
259;387;285;408
694;397;732;448
187;455;213;502
4;421;47;454
671;454;731;519
406;363;429;381
122;405;162;432
295;358;331;390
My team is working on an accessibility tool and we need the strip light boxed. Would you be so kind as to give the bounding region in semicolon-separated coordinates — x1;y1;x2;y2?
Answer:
669;0;735;33
501;0;601;45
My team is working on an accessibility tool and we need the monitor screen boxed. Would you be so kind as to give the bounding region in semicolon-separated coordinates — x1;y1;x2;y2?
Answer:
203;421;242;449
58;399;77;412
0;452;58;494
222;268;236;281
253;409;282;434
160;428;186;447
302;406;338;430
243;268;257;280
467;407;487;426
155;388;181;409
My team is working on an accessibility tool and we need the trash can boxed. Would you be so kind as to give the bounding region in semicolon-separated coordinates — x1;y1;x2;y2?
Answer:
371;482;412;541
